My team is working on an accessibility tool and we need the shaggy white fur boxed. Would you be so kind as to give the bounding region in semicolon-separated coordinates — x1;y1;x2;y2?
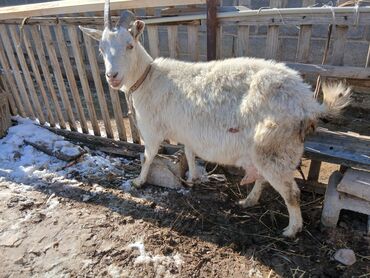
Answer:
80;16;351;238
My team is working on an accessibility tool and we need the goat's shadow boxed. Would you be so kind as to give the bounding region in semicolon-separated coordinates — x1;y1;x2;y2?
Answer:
5;167;369;277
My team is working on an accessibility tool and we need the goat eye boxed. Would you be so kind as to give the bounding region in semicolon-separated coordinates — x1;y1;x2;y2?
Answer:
127;44;133;50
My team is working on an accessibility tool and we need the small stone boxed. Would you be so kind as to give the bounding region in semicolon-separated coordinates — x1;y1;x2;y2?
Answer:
13;151;21;160
31;212;46;223
19;200;34;210
334;248;356;266
82;194;92;202
14;257;24;264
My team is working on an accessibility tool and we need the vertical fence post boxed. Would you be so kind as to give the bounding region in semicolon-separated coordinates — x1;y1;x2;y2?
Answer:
206;0;217;61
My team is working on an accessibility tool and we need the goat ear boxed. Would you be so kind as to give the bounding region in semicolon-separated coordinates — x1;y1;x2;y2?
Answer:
129;20;145;40
79;26;102;41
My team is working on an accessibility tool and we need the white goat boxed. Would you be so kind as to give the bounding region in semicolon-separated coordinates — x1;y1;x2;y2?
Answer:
80;1;351;238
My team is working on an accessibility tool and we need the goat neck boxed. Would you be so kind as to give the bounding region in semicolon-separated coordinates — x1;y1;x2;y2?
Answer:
122;43;153;91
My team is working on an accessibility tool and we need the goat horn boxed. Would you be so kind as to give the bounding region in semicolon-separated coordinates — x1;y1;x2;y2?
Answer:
117;10;135;29
104;0;112;30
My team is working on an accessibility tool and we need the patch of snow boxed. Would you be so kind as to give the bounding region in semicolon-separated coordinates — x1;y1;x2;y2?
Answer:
177;188;190;195
120;180;132;192
107;264;121;278
0;118;127;190
128;240;183;267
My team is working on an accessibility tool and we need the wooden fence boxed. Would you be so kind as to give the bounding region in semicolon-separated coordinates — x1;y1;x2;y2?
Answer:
0;0;369;146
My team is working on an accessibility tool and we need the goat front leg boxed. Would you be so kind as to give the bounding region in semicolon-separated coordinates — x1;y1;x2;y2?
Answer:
132;139;161;188
184;146;200;184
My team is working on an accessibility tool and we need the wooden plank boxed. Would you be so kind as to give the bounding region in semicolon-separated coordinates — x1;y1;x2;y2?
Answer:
0;37;23;116
0;25;35;119
270;0;287;8
216;25;222;59
266;0;282;60
307;160;321;181
0;75;17;115
187;24;199;61
22;27;56;127
8;25;46;124
147;25;160;58
2;9;370;26
236;25;249;57
55;25;89;133
285;62;370;79
29;26;66;129
83;32;114;138
295;25;312;63
330;26;348;66
265;25;279;59
269;0;285;60
302;0;315;6
44;125;145;153
109;88;127;141
67;26;101;136
0;0;206;20
41;25;78;131
206;0;217;61
167;25;178;59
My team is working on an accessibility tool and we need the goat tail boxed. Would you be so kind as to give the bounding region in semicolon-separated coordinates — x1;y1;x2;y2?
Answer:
321;82;352;117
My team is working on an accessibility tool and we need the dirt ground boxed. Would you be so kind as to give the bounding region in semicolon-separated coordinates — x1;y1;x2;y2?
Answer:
1;100;370;278
0;155;369;278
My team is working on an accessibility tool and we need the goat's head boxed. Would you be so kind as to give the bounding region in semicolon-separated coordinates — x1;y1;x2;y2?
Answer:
79;0;146;89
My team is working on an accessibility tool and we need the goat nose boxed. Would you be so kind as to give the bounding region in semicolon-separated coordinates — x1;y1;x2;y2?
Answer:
106;72;118;79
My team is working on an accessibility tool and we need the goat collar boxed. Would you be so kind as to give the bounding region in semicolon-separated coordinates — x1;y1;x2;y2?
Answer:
127;64;152;94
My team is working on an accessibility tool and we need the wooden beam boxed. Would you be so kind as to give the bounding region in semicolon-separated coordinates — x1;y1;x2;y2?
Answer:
0;0;206;20
206;0;217;61
285;62;370;79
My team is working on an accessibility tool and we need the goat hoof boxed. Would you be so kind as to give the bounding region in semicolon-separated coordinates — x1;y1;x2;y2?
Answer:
131;178;143;188
186;177;200;186
282;225;301;238
238;198;258;208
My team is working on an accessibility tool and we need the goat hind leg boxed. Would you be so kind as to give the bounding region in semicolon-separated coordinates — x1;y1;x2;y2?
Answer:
239;178;268;207
264;173;303;238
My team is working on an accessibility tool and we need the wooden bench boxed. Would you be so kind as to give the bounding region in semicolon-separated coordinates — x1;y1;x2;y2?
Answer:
304;128;370;232
304;128;370;172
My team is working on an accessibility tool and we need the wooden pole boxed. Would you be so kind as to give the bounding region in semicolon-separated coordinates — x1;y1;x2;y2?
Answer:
206;0;217;61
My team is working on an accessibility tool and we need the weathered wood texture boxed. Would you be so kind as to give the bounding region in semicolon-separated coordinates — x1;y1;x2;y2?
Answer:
41;25;78;131
0;0;206;20
83;32;114;138
8;25;46;124
0;92;11;138
22;26;55;127
207;0;217;60
67;25;101;136
237;25;249;57
167;25;179;58
0;36;23;116
0;25;34;119
147;25;160;58
55;25;89;133
30;25;67;129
